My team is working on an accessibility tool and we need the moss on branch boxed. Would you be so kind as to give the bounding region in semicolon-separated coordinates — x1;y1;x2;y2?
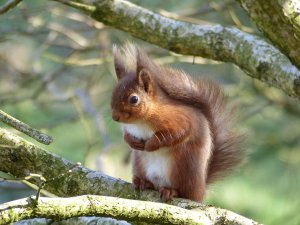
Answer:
0;195;212;225
0;127;134;199
237;0;300;69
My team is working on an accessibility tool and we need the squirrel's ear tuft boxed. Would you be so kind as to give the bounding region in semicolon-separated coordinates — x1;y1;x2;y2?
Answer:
137;69;153;95
113;45;126;80
136;46;151;75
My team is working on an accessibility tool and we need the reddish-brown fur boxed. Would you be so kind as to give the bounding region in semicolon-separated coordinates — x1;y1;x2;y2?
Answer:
110;44;244;202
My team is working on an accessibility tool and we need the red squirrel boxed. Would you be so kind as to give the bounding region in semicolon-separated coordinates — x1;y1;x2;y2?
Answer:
111;44;244;202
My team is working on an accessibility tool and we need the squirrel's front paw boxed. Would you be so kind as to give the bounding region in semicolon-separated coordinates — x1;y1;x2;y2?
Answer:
144;140;160;151
124;132;145;150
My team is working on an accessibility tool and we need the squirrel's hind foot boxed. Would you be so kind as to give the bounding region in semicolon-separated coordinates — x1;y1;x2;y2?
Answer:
159;187;178;202
133;176;155;191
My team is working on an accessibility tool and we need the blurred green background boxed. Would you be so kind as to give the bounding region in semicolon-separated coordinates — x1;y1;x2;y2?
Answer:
1;1;300;224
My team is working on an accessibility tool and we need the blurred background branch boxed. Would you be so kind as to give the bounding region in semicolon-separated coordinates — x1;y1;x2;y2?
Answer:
0;0;22;15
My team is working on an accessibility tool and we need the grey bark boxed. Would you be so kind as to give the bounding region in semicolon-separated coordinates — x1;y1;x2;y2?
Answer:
51;0;300;99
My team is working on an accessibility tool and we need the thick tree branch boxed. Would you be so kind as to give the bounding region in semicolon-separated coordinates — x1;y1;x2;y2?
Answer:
237;0;300;69
0;127;133;199
0;195;212;225
0;127;259;224
51;0;300;99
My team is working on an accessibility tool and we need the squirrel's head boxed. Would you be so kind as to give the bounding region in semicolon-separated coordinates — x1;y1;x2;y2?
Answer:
111;44;157;123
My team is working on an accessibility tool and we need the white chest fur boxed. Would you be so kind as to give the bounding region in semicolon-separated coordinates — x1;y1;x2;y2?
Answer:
123;123;171;188
140;147;171;188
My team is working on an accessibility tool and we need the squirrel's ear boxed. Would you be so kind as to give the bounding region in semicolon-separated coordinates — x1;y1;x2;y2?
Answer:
135;46;155;94
113;45;126;80
137;69;154;95
136;46;150;77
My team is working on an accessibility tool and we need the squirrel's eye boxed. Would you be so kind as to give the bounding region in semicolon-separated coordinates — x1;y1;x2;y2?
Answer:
129;95;139;105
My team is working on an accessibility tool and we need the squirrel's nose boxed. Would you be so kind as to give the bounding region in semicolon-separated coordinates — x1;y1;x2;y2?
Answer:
112;112;120;121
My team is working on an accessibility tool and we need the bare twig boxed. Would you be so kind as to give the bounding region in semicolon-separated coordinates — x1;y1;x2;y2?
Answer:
0;110;53;145
52;0;95;13
0;0;22;15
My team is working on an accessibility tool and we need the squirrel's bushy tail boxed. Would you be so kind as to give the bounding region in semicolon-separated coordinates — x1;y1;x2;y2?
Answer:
157;68;245;183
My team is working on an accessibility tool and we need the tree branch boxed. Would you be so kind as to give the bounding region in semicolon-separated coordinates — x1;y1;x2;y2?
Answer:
0;127;259;224
0;195;212;225
0;110;53;145
237;0;300;69
0;127;132;199
50;0;300;99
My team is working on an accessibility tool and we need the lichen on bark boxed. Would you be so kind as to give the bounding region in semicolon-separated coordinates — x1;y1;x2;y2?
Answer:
237;0;300;69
